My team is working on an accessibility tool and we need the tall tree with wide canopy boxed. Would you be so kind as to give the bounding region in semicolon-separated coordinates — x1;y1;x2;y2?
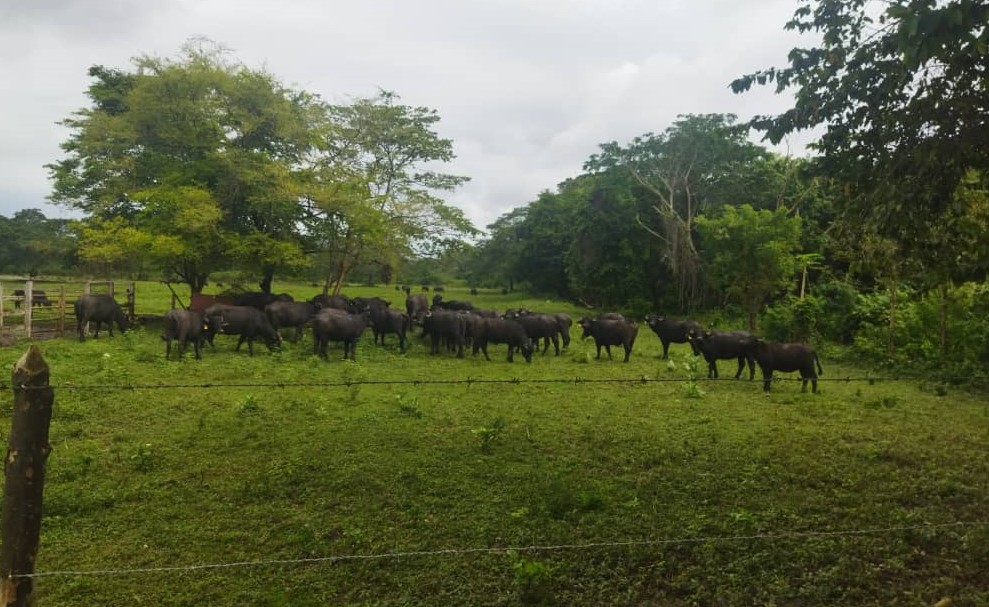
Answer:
305;90;476;295
47;39;318;294
584;114;767;310
731;0;989;253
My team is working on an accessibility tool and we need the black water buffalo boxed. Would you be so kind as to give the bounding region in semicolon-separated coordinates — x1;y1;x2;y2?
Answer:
509;309;572;350
206;305;281;355
422;310;467;357
162;309;212;360
310;293;353;312
554;313;573;348
311;308;371;360
578;317;638;362
754;341;824;393
265;301;317;343
370;306;411;352
471;317;533;363
645;315;704;359
406;294;429;325
432;295;475;312
352;296;391;312
509;312;560;355
74;294;129;341
13;289;53;310
688;330;757;379
232;291;294;310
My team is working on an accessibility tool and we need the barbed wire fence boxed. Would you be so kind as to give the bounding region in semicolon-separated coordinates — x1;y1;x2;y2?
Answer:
12;521;988;580
1;373;985;392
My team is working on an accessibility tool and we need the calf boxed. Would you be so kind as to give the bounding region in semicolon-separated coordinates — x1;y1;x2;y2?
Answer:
688;330;757;379
645;315;704;359
74;294;129;341
312;308;371;360
162;309;212;360
265;300;316;343
578;317;638;362
472;317;534;363
206;305;281;356
754;341;824;393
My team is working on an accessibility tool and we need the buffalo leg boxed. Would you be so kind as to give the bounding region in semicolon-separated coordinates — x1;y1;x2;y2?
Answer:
552;336;560;356
761;369;773;393
622;345;632;362
662;341;670;359
734;357;745;379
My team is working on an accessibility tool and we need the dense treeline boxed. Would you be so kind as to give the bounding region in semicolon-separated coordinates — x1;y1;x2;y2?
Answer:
0;209;77;275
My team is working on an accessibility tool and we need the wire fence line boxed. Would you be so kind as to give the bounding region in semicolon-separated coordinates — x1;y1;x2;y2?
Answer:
0;374;979;392
11;520;986;579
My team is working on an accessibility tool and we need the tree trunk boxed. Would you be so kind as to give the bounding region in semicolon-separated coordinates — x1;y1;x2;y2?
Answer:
887;278;897;356
939;282;949;357
1;347;54;607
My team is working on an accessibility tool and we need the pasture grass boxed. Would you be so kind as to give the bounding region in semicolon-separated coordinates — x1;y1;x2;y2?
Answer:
0;282;987;606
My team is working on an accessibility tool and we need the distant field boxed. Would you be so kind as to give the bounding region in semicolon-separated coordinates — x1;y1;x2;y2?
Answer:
0;282;986;606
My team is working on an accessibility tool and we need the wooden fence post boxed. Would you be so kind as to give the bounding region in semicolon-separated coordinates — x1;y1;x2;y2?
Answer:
0;347;54;606
0;283;5;330
22;282;32;340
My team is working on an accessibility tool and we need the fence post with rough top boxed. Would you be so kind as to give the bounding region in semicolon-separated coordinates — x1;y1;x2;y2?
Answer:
0;347;54;606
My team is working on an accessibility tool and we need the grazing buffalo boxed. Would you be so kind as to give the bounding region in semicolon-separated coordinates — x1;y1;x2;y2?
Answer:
754;341;824;393
206;305;281;356
232;291;294;310
432;295;475;312
422;310;467;357
554;313;573;349
370;306;411;352
509;309;572;351
508;312;560;355
406;294;429;325
265;301;317;343
352;296;391;312
162;309;212;360
578;317;639;362
472;317;533;363
74;294;129;341
310;293;353;312
645;315;704;359
312;308;371;360
688;330;757;379
13;289;53;310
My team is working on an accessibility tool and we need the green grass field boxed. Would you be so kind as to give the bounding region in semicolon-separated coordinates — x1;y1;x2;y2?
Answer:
1;283;987;606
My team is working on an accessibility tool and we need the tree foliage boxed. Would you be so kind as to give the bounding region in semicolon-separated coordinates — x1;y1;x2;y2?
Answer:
695;205;803;329
305;90;476;294
585;114;767;309
0;210;77;275
48;40;330;293
731;0;989;251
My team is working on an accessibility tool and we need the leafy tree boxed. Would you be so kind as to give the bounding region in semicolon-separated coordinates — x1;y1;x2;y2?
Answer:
305;90;476;295
585;114;767;310
731;0;989;256
48;39;320;294
565;173;658;311
0;210;77;275
695;204;803;330
469;207;528;291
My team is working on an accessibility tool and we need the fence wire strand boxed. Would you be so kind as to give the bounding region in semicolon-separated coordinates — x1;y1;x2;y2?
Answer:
13;521;987;579
0;374;976;392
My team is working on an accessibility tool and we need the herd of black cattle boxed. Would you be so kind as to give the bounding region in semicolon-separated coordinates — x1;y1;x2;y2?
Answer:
69;290;823;393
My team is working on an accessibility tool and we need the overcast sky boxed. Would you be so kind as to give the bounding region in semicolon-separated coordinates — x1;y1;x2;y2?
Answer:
0;0;816;232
